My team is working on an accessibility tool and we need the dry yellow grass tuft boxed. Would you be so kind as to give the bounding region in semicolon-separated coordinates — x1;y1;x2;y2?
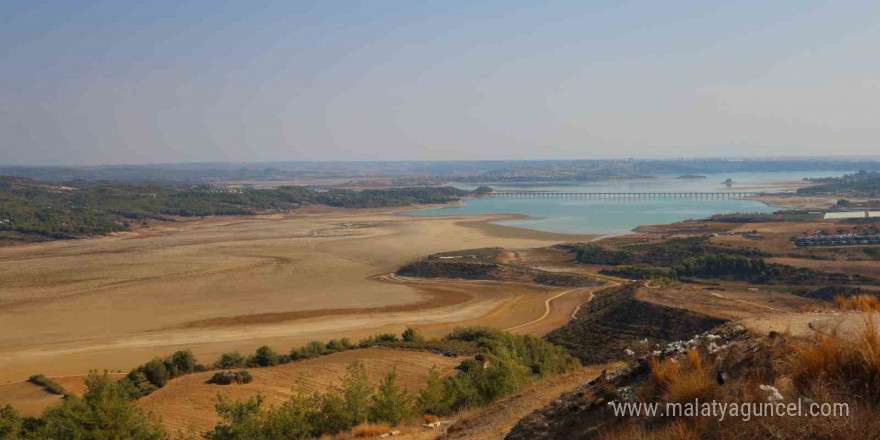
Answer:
789;312;880;401
350;422;391;437
836;294;880;312
650;349;717;404
602;421;698;440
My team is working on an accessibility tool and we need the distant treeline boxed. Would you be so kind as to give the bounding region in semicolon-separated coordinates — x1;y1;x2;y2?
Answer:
798;170;880;196
0;176;478;242
704;210;821;223
571;237;766;267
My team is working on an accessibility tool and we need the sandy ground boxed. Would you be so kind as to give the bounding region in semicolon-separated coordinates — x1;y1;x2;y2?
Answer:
0;208;593;383
136;348;462;437
0;382;61;417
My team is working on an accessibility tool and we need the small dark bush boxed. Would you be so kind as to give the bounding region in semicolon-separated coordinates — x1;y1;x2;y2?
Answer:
28;375;67;396
402;327;424;342
208;370;254;385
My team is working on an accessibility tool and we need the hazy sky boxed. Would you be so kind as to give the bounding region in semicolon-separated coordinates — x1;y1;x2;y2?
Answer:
2;1;880;165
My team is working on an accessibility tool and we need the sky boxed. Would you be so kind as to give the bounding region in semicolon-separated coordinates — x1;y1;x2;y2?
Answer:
2;1;880;166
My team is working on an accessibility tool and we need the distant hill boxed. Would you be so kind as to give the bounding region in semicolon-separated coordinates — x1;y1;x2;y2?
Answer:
798;170;880;197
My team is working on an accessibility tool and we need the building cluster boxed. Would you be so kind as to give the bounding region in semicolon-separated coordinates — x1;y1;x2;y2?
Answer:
795;234;880;247
207;184;242;193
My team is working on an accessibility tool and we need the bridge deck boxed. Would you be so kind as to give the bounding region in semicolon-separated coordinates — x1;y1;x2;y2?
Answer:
491;191;760;198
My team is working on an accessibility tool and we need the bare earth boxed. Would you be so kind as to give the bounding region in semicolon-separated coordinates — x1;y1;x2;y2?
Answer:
0;208;593;383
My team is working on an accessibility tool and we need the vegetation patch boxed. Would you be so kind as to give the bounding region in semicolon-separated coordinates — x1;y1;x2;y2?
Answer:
799;170;880;197
0;176;479;243
200;327;578;439
570;238;879;286
704;210;821;223
397;254;603;287
208;370;254;385
26;375;67;396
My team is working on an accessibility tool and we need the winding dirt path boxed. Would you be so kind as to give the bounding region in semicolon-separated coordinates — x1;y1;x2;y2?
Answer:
503;288;584;332
709;291;787;313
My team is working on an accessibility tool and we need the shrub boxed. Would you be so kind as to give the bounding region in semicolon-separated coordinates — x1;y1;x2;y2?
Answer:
236;370;254;384
141;358;169;388
209;371;237;385
358;333;399;348
169;350;197;375
27;374;67;396
215;351;246;369
209;370;254;385
306;341;326;356
402;327;424;342
248;346;279;367
117;371;157;399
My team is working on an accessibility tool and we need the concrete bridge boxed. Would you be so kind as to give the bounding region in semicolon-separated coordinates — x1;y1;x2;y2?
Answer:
491;191;760;199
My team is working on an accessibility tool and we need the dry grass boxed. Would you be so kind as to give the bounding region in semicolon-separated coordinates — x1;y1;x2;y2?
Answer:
350;423;391;437
836;295;880;312
649;349;718;404
602;421;698;440
789;312;880;402
604;322;880;440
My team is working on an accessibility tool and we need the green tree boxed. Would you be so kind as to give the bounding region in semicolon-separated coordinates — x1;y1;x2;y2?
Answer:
169;350;197;375
341;361;373;426
416;367;449;416
204;396;267;440
142;358;169;387
0;405;23;440
249;346;279;367
369;368;414;426
214;352;246;369
37;372;168;440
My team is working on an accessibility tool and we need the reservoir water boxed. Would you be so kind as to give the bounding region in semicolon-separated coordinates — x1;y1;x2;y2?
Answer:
407;171;848;236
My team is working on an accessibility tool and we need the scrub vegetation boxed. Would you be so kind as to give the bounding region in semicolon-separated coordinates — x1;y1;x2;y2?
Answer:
0;176;474;243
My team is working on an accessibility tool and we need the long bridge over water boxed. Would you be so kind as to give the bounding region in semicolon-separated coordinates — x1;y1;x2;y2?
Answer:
491;191;762;199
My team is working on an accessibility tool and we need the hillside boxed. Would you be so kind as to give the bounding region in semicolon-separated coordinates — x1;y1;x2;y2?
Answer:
798;170;880;197
545;284;726;364
507;316;880;440
138;348;462;436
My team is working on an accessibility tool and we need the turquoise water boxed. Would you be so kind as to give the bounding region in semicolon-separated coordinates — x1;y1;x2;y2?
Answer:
408;171;848;236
